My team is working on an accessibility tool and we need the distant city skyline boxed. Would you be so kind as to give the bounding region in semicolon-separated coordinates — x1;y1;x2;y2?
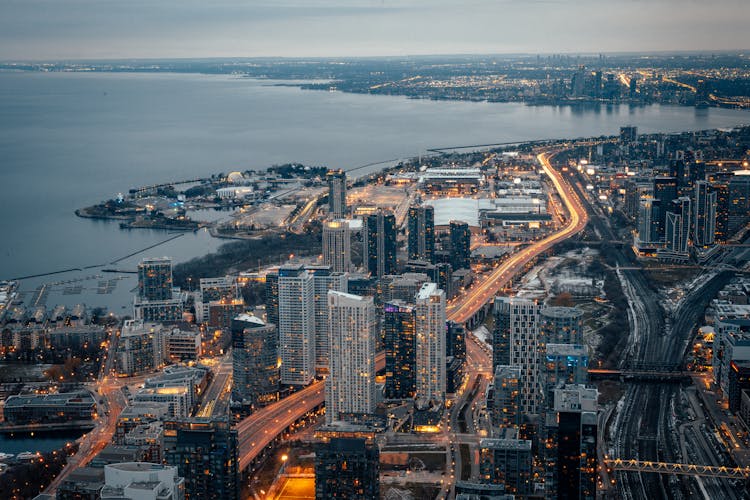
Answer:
1;0;748;60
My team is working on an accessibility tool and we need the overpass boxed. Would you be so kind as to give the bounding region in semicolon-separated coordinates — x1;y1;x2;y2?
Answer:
606;459;750;480
588;368;694;382
236;352;385;471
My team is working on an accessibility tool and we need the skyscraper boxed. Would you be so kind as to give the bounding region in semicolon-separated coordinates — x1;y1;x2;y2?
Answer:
542;344;588;410
315;437;379;499
326;291;376;424
694;180;717;247
322;219;352;273
164;417;239;500
449;220;471;270
494;297;541;415
728;170;750;237
277;265;315;386
487;365;522;429
362;210;397;277
479;432;533;496
665;196;691;254
710;171;732;242
138;257;173;301
407;205;435;262
264;271;279;326
547;385;598;500
306;266;348;371
231;314;279;411
415;283;446;408
384;301;416;400
652;176;678;242
326;169;347;218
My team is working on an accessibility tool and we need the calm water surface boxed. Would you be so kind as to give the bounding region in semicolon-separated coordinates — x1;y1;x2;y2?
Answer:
0;71;748;309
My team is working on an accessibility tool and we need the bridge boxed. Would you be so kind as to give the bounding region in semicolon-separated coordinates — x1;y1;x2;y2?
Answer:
588;368;695;382
606;459;750;480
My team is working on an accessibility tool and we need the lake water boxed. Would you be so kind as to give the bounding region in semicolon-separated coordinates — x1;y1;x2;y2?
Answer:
1;71;749;310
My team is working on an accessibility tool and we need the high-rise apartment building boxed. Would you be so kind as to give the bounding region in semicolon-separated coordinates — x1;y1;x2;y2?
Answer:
362;210;397;277
277;266;315;386
449;220;471;270
407;205;435;262
665;196;692;254
542;344;588;410
652;176;678;242
231;314;279;411
164;417;239;500
493;297;541;414
264;272;279;326
326;291;376;424
326;169;347;218
479;431;533;496
138;257;173;301
487;365;522;429
694;180;717;247
306;266;348;371
384;301;416;400
116;320;163;376
540;306;583;345
315;437;379;499
322;219;352;273
415;283;446;408
728;170;750;237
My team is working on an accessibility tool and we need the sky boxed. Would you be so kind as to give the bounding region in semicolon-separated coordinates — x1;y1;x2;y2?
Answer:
1;0;748;60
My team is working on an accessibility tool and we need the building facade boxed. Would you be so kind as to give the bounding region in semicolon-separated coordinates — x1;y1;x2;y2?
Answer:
277;266;316;386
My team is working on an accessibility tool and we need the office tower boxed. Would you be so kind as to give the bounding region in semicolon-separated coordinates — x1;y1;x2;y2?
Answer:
306;266;348;371
415;283;446;408
696;79;710;107
326;169;347;218
540;306;583;345
231;314;279;411
362;210;397;277
449;221;471;270
164;417;239;500
652;176;678;241
384;301;417;400
665;197;691;254
603;73;619;100
694;180;717;247
326;291;376;424
542;344;588;409
547;385;598;500
138;257;173;301
101;462;185;500
315;437;379;499
571;66;586;96
322;219;352;273
494;297;541;415
479;432;533;496
264;271;279;326
487;365;522;429
728;170;750;237
407;205;435;262
629;76;638;99
592;70;602;98
277;266;315;386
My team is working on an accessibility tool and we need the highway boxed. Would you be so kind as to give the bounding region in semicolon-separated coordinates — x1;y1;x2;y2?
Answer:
197;350;233;417
235;352;385;470
446;151;589;324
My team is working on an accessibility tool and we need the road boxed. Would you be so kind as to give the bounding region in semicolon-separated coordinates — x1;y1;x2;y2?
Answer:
236;352;385;470
196;350;233;417
446;151;589;324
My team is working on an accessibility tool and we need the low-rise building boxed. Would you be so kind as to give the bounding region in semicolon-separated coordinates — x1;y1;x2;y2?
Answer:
3;391;96;425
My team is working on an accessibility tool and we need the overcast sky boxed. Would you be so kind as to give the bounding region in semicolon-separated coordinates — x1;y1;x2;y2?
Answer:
1;0;747;60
